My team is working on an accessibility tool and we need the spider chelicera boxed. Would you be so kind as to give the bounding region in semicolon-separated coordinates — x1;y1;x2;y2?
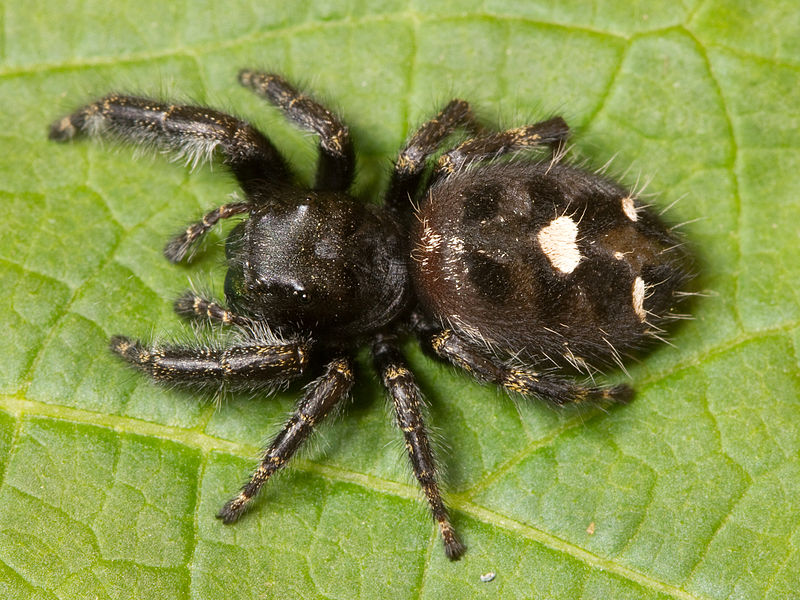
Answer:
49;70;691;560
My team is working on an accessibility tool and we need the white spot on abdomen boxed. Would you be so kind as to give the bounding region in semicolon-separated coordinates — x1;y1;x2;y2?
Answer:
537;216;582;274
632;276;646;321
413;218;443;269
621;196;638;222
447;236;465;255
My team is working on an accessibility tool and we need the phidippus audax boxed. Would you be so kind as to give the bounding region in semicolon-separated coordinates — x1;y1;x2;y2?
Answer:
49;71;691;560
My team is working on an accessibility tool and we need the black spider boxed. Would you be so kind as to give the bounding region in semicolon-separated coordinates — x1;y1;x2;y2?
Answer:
49;71;692;560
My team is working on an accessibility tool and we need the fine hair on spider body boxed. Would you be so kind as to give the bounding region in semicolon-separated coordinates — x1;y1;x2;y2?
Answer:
49;70;692;560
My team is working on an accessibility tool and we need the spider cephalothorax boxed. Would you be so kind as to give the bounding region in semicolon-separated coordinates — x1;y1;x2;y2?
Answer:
49;71;691;560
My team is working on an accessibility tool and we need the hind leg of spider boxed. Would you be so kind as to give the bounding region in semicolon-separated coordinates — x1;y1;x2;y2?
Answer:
372;335;465;560
415;324;632;407
385;99;482;210
110;335;309;385
173;291;257;328
434;116;570;177
217;356;355;522
239;70;354;191
48;95;290;197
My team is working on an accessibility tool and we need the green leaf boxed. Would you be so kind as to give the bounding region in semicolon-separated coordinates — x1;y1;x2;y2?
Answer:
1;2;799;598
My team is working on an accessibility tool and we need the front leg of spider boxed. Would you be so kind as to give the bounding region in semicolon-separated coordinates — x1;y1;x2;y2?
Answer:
110;335;309;385
47;95;289;263
218;356;355;522
372;336;465;559
48;94;290;195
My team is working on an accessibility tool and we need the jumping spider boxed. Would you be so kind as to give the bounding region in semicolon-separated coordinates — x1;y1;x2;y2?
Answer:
49;71;691;560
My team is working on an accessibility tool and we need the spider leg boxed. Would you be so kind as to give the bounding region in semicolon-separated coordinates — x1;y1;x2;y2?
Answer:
434;116;570;177
239;70;354;192
372;336;465;560
217;356;355;522
164;201;251;263
48;95;290;195
385;99;481;209
416;325;632;406
110;335;308;385
173;291;258;328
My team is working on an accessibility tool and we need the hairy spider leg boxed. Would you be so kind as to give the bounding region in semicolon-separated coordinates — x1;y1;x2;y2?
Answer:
109;335;309;384
415;325;633;407
385;99;481;209
434;116;570;177
239;70;354;192
173;291;258;328
48;94;290;196
217;357;355;522
372;336;465;560
164;201;251;263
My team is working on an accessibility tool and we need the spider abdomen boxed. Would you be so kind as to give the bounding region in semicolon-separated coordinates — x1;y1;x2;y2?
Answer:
411;161;691;368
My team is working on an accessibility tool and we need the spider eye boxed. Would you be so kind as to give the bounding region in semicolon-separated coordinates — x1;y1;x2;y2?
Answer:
293;288;311;304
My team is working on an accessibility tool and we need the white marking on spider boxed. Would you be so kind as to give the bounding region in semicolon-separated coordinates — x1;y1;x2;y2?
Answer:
621;196;638;222
444;236;467;273
447;236;466;255
420;219;443;254
84;112;106;137
537;215;582;274
632;276;646;322
174;136;221;170
412;217;444;269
